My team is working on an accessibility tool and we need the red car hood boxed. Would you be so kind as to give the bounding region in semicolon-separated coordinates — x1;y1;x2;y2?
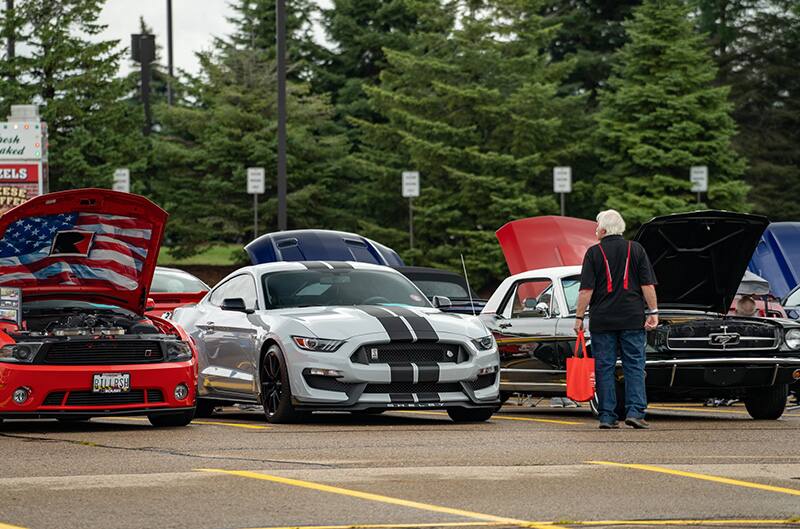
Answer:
496;216;596;274
0;189;167;314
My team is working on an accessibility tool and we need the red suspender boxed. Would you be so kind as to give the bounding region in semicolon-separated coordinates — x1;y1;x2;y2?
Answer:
598;244;613;293
598;241;632;293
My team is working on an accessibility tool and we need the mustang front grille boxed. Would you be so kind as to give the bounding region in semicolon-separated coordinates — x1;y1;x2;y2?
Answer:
363;382;463;394
666;321;780;352
351;342;467;365
40;340;165;365
41;389;165;407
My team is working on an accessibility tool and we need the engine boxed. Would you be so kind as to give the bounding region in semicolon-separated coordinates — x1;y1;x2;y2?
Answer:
15;311;160;338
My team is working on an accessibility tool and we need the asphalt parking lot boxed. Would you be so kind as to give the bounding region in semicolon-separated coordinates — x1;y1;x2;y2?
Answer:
1;402;799;529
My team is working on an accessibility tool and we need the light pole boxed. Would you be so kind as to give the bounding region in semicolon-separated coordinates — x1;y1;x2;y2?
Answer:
166;0;174;105
276;0;287;231
6;0;15;81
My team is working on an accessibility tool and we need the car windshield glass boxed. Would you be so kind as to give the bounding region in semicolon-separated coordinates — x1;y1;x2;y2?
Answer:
261;269;430;309
786;288;800;307
562;275;581;314
412;279;469;300
151;270;208;293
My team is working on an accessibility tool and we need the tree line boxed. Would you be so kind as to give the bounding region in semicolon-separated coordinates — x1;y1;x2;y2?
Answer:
1;0;798;289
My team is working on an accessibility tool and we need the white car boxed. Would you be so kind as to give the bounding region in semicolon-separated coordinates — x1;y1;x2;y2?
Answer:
172;261;500;423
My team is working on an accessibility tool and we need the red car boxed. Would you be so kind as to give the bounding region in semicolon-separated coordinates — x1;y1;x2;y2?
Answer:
147;267;209;318
0;189;197;426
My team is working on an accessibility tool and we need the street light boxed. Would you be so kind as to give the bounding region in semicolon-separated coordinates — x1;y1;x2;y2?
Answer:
276;0;287;231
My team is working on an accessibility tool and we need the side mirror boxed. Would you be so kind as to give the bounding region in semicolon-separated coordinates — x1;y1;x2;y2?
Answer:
145;297;156;312
432;295;452;309
535;302;550;317
221;298;254;314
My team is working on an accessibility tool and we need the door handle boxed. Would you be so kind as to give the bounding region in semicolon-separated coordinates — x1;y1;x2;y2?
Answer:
499;322;512;329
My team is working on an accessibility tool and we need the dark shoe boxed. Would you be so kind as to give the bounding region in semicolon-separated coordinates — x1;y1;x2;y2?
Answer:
625;417;650;429
599;421;620;429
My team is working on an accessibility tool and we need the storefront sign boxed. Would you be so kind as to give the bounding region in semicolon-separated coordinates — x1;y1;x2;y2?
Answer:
0;162;41;214
0;122;45;160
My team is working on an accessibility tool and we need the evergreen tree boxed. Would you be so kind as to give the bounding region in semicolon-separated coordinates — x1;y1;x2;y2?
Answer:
353;0;588;288
0;0;145;191
593;0;748;228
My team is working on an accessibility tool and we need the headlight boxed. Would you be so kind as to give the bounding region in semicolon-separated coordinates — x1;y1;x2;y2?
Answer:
165;341;193;361
0;342;43;363
785;329;800;350
472;335;495;351
292;336;344;352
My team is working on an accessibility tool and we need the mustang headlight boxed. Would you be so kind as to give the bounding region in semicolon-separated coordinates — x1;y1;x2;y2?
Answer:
292;336;344;352
0;342;43;363
785;329;800;350
165;341;193;361
472;335;495;351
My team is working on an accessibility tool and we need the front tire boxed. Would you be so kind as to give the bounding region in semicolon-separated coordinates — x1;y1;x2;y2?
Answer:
194;398;217;418
148;409;195;427
744;384;788;420
447;407;494;423
589;382;626;419
260;345;304;424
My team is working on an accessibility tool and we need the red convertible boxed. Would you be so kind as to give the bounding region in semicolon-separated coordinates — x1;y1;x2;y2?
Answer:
0;189;197;426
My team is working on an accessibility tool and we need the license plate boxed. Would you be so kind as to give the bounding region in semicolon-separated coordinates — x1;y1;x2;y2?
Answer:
92;373;130;393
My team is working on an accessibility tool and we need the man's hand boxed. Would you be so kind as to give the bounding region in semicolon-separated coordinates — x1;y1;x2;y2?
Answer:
574;318;584;333
645;314;659;330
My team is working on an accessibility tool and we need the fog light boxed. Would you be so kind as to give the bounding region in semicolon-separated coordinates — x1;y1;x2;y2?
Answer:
478;365;498;375
174;383;189;400
308;368;342;377
792;369;800;381
12;387;30;405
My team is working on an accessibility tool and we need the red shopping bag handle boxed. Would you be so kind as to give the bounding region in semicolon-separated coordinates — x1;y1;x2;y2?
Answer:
573;331;588;358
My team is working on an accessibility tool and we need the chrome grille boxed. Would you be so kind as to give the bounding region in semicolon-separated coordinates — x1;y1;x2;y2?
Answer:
666;321;779;351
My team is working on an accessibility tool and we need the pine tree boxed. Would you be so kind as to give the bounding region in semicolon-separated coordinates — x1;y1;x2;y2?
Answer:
352;0;589;288
0;0;145;191
593;0;748;228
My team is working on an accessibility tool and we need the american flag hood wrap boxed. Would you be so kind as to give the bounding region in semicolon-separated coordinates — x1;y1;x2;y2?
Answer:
0;189;167;314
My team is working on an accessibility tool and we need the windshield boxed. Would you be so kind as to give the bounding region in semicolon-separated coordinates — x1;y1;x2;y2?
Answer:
562;275;581;314
412;279;470;300
151;269;208;293
261;269;431;309
786;288;800;307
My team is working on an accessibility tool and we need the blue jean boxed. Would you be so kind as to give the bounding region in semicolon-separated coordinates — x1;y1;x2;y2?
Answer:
591;330;647;423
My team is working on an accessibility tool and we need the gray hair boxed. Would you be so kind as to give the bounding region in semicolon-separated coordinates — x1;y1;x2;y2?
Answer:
596;209;626;236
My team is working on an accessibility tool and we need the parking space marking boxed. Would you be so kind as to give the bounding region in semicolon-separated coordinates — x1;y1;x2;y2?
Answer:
196;468;550;528
101;417;271;430
391;410;584;425
0;523;28;529
564;520;800;526
232;519;800;529
650;405;800;417
239;523;506;529
588;461;800;497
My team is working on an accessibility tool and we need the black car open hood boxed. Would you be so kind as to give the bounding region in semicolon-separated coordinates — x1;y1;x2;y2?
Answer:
634;211;769;314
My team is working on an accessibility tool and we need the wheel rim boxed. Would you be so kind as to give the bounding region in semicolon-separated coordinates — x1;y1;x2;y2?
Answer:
261;351;283;417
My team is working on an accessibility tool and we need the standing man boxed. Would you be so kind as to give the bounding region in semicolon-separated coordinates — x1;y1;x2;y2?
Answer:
574;210;658;429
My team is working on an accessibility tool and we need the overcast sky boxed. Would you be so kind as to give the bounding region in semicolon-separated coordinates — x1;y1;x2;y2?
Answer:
98;0;235;75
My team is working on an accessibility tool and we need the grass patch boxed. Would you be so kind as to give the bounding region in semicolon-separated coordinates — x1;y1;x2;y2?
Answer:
157;244;243;266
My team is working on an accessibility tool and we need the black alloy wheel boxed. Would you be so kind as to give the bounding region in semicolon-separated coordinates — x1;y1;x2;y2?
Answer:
260;345;303;423
743;384;788;420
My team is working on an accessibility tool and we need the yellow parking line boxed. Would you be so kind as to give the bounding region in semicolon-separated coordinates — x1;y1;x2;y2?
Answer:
239;523;506;529
392;410;583;425
650;405;800;417
0;523;28;529
588;461;800;497
102;416;270;430
564;520;800;526
196;468;550;529
221;519;800;529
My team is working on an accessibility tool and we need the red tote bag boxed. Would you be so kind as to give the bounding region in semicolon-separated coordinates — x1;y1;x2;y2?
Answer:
566;331;595;402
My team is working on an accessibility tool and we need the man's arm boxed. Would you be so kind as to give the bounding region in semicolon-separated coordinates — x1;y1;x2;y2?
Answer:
573;289;593;333
642;284;658;330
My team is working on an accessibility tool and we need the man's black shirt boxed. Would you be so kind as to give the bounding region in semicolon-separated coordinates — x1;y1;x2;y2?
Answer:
579;235;657;332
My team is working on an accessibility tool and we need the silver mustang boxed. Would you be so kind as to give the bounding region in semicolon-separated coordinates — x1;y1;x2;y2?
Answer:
171;261;500;423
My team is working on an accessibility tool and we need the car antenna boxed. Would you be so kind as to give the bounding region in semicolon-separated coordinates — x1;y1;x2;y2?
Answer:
460;253;477;316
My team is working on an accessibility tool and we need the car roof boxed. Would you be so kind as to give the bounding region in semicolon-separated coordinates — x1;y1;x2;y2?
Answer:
220;261;403;282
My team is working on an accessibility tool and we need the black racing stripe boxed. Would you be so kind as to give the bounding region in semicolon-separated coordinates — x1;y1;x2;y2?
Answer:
327;261;353;269
417;392;439;402
415;362;440;383
303;261;331;270
385;307;439;341
390;364;414;383
357;305;414;341
390;394;414;403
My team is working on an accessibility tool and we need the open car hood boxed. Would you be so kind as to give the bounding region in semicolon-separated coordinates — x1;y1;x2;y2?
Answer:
0;189;167;314
496;216;596;275
634;211;769;314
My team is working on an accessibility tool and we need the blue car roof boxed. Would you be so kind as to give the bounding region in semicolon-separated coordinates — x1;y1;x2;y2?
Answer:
244;229;405;267
748;222;800;299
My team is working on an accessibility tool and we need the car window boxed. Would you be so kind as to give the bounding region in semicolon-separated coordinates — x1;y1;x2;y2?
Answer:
151;270;208;293
500;278;555;319
209;275;258;309
786;288;800;307
561;275;581;315
412;280;469;300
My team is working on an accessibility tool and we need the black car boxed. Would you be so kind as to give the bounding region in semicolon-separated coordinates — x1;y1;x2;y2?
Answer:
481;211;800;420
396;266;487;314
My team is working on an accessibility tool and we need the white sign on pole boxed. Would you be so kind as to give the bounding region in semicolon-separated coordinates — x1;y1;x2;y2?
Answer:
0;122;45;161
112;168;130;193
690;166;708;193
553;166;572;193
402;171;420;198
247;167;265;194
